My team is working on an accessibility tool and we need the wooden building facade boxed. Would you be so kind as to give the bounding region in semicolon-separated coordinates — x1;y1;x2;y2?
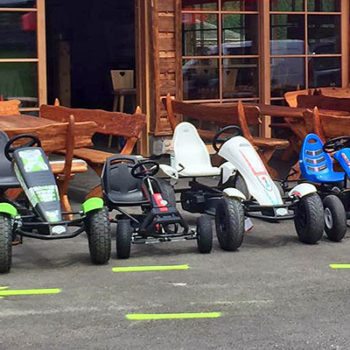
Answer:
0;0;349;151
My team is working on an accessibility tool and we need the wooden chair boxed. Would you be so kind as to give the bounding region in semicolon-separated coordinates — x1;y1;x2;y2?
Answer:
303;106;350;142
237;101;289;177
40;104;147;176
0;100;21;115
284;89;315;107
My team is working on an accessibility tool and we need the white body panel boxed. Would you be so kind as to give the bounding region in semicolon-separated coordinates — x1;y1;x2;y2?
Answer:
288;183;317;198
218;136;284;206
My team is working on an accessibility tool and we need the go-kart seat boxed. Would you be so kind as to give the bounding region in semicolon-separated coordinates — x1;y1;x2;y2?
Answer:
300;133;345;183
0;131;20;188
172;122;221;177
102;156;148;206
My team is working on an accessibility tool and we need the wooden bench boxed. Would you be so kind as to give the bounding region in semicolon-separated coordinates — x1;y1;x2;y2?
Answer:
163;94;289;177
6;116;96;213
39;104;147;175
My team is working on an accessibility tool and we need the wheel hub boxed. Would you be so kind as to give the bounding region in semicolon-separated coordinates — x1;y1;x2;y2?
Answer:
324;207;333;229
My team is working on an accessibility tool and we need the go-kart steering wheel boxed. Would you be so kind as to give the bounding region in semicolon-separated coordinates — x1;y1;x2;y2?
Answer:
212;125;243;152
131;160;160;179
4;134;41;161
323;136;350;153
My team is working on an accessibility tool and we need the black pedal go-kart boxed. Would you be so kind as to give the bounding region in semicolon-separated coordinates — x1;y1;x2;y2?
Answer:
0;132;111;273
102;155;213;259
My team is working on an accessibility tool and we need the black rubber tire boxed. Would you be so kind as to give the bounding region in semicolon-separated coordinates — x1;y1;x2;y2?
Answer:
86;208;111;264
157;179;176;207
196;215;213;254
0;214;13;273
215;197;245;251
234;173;250;200
323;195;347;242
294;193;324;244
116;219;133;259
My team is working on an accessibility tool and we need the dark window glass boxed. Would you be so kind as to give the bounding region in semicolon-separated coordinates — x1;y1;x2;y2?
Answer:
308;57;341;88
0;12;37;58
308;0;340;12
183;59;219;100
270;0;304;12
222;0;257;11
182;14;218;56
222;58;258;98
0;0;36;7
271;57;305;97
0;62;38;106
308;15;340;54
270;15;305;54
182;0;217;11
222;14;258;55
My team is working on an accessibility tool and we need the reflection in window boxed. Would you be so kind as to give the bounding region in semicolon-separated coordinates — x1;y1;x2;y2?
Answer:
309;57;341;88
0;12;37;58
222;58;258;98
0;62;38;106
183;59;219;100
308;0;340;12
182;14;218;56
271;57;305;97
222;0;257;11
222;15;258;55
270;0;304;12
308;15;340;54
270;15;304;51
182;0;217;11
0;0;36;7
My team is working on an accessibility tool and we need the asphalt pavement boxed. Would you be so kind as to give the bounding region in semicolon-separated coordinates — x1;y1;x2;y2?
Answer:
1;171;350;349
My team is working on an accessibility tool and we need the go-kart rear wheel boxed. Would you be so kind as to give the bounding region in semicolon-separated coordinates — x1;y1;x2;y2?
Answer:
323;195;347;242
215;197;244;251
86;208;111;264
196;215;213;254
0;214;13;273
294;194;324;244
116;219;133;259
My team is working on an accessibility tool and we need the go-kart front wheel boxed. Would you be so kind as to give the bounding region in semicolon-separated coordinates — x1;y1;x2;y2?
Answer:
323;195;347;242
294;194;324;244
86;208;111;264
215;198;245;251
116;219;133;259
196;215;213;254
0;214;13;273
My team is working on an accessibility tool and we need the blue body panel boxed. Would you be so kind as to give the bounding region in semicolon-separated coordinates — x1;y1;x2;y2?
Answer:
334;148;350;178
299;133;345;183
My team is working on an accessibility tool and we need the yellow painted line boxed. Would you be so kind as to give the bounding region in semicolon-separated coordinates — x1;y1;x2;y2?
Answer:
0;286;9;290
0;288;61;297
126;312;222;321
112;264;189;273
329;264;350;269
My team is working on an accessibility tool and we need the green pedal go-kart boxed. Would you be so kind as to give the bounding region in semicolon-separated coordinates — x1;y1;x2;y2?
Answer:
0;132;111;273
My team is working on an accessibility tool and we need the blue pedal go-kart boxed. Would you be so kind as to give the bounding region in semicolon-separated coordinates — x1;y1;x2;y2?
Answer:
299;133;350;241
0;132;111;273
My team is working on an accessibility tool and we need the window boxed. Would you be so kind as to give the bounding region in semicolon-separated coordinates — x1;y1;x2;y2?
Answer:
0;0;46;112
182;0;259;102
181;0;345;104
270;0;342;104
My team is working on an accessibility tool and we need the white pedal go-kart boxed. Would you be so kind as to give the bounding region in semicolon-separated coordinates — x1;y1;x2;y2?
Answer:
160;123;325;250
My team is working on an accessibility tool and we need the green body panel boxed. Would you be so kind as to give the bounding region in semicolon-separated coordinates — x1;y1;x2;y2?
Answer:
82;197;104;214
0;203;18;218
